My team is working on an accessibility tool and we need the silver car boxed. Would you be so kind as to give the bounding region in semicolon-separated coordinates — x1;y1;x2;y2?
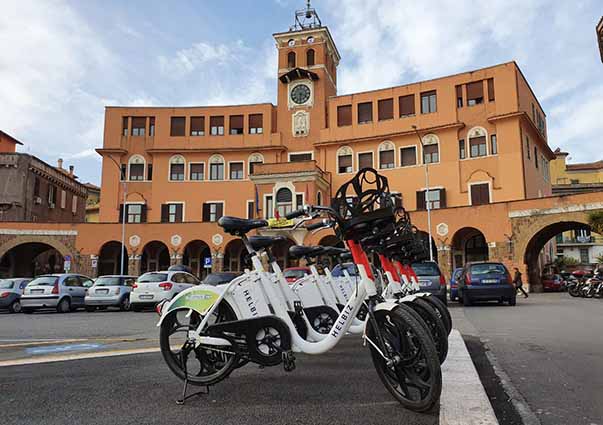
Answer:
85;275;137;311
21;274;94;313
0;278;31;313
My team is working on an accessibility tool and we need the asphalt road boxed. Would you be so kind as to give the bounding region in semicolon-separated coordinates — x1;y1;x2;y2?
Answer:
452;292;603;425
0;310;437;425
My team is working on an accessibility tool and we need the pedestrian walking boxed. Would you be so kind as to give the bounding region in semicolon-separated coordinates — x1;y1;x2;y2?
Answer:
513;268;529;298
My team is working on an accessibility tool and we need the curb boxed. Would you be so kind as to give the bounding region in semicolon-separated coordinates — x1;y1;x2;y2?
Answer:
440;329;498;425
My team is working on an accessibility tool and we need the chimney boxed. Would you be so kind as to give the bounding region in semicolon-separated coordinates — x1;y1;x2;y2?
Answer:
69;165;74;176
57;158;63;169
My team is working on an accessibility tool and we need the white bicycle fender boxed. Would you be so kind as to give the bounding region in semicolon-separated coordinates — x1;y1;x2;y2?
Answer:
399;294;418;303
373;301;399;312
156;285;223;327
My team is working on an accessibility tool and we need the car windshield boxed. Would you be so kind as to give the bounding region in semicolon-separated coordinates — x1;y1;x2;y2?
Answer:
412;263;440;276
203;273;238;286
284;269;308;279
28;276;58;286
138;273;168;283
94;277;122;286
0;280;15;289
471;264;507;275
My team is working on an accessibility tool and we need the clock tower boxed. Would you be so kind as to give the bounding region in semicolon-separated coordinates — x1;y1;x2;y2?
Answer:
273;1;340;153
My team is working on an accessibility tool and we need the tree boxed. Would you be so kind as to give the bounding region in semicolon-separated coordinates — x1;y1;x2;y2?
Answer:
596;254;603;265
554;256;579;269
587;211;603;235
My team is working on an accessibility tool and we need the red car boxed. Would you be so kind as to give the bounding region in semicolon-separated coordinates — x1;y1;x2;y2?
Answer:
542;274;565;291
283;267;311;283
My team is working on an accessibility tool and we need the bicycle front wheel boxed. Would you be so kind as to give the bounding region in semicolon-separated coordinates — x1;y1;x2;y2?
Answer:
367;305;442;412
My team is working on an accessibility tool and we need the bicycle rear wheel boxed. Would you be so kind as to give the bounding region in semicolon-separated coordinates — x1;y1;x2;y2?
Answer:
404;299;448;364
367;305;442;412
419;295;452;335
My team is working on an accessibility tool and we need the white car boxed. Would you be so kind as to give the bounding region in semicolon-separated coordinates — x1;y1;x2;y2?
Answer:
130;270;200;311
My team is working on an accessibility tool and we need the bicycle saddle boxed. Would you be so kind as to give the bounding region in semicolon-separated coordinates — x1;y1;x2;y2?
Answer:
218;216;268;236
321;247;348;256
248;235;285;251
288;245;325;259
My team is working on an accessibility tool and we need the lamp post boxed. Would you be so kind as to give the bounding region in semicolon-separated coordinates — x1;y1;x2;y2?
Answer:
412;125;434;262
107;156;128;275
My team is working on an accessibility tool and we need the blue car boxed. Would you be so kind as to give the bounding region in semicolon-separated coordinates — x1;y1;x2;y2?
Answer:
458;262;516;306
450;268;463;301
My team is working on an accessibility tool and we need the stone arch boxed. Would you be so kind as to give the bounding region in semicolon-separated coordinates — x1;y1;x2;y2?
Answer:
97;240;129;276
140;240;170;274
451;227;489;270
223;239;247;272
182;239;211;279
0;235;72;262
0;237;70;277
272;238;297;269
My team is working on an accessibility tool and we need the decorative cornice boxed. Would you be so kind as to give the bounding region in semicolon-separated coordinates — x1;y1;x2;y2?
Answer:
508;202;603;218
0;229;78;236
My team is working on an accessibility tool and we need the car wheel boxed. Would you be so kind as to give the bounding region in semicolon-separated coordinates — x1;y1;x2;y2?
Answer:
119;297;131;311
22;308;35;314
462;292;472;306
508;297;517;306
9;300;22;313
57;298;70;313
85;306;96;312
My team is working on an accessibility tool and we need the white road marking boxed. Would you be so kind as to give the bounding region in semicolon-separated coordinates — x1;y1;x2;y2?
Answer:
0;347;160;367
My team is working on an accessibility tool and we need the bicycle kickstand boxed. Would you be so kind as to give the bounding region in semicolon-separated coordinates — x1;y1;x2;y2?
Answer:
176;340;210;405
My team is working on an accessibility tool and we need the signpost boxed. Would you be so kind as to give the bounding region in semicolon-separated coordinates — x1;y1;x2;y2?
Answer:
204;257;212;269
64;255;72;272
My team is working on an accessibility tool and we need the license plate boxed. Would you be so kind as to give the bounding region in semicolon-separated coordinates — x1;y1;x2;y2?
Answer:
96;289;109;295
139;295;153;300
419;280;431;287
482;279;498;284
31;289;44;294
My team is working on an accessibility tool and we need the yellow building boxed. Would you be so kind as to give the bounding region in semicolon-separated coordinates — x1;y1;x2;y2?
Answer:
551;148;603;185
85;183;101;223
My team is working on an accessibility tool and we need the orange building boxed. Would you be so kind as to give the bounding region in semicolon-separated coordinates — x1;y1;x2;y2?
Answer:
1;4;559;283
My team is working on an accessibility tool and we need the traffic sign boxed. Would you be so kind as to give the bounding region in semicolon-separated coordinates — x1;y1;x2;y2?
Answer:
204;257;212;268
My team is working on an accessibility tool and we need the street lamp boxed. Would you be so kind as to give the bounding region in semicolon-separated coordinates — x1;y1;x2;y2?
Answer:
107;156;128;275
412;125;434;262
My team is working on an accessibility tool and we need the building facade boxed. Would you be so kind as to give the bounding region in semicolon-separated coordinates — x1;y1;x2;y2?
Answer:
597;16;603;63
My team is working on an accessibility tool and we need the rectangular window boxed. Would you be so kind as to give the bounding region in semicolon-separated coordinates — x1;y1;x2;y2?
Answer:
210;163;224;180
170;117;185;137
190;117;205;136
48;185;57;207
71;195;77;214
170;163;185;181
247;201;255;219
289;152;312;162
120;164;127;180
229;115;244;135
249;114;263;134
296;194;303;209
358;152;373;170
416;189;446;210
357;102;373;124
147;164;153;181
532;103;536;121
61;190;66;209
487;78;495;101
490;134;498;155
162;203;183;223
399;94;415;117
580;248;589;264
526;137;531;159
122;117;129;136
33;177;40;197
469;136;487;158
126;204;143;223
210;116;224;136
423;144;439;164
203;202;223;222
377;98;393;121
420;91;437;114
149;117;155;136
229;162;244;180
129;163;144;181
337;105;352;126
338;154;353;173
470;184;490;206
131;117;146;136
190;163;204;181
379;149;395;169
456;85;463;108
400;146;417;167
534;147;539;168
265;195;273;219
467;81;484;106
459;139;466;159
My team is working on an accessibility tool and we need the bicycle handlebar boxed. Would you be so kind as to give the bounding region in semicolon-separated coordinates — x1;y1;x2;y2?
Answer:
306;219;332;231
285;208;306;219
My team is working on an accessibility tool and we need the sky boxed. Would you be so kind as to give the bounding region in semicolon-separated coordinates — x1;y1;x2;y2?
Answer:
1;0;602;185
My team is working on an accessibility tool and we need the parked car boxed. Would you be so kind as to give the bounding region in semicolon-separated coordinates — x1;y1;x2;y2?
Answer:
21;274;94;313
458;262;515;306
0;278;31;313
130;270;200;311
201;272;241;286
542;274;565;292
283;267;311;283
411;261;447;304
331;262;358;277
85;275;137;311
449;268;463;301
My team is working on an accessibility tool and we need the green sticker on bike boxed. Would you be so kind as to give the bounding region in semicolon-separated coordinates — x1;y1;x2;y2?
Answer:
167;289;219;314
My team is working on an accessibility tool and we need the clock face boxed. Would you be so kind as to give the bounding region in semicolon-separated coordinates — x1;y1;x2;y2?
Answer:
290;84;311;104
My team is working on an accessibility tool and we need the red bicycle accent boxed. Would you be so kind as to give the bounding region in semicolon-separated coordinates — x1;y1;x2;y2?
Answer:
378;254;401;283
346;239;374;280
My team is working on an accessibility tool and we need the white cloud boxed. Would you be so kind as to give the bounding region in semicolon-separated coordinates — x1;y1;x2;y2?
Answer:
158;41;246;78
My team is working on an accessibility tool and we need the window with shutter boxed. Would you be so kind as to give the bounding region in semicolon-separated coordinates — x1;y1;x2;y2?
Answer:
229;115;244;135
265;195;273;219
338;154;352;173
170;117;185;136
534;147;539;168
203;202;224;222
400;146;417;167
147;164;153;181
466;81;484;106
190;117;205;136
306;49;315;66
420;91;437;114
190;163;204;180
470;184;490;205
379;149;394;169
249;114;263;134
416;191;426;210
357;102;373;124
210;116;224;136
399;94;415;117
337;105;352;126
456;85;463;108
487;78;495;101
377;98;393;121
358;152;373;170
287;51;296;68
129;163;144;181
247;201;255;219
149;117;155;136
490;134;497;155
423;144;439;164
276;188;293;216
469;136;487;157
122;117;129;136
289;152;312;162
459;139;466;159
131;117;146;136
229;162;244;180
170;162;185;181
